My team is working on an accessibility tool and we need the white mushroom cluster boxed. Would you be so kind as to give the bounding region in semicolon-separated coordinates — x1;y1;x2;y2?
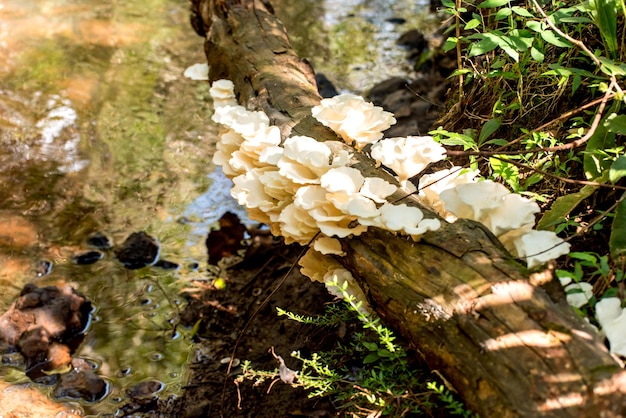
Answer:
209;80;439;251
208;78;570;307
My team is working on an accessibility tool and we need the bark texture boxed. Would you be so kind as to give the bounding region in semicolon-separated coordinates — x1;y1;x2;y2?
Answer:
190;0;626;416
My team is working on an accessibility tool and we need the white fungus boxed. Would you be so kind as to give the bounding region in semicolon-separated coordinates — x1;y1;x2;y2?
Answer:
440;180;511;222
595;297;626;357
313;236;346;256
311;93;396;150
370;136;446;186
512;230;571;269
209;79;570;280
418;167;479;219
183;63;209;81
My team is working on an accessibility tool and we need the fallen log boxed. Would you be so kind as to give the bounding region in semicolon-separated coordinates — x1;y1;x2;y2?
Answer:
190;0;626;416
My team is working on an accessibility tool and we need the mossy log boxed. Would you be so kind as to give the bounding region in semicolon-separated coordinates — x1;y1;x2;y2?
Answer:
190;0;626;416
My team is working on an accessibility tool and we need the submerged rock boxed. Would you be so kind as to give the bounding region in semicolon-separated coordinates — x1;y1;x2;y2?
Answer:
52;358;108;403
86;232;112;250
206;212;246;265
0;284;93;379
115;231;161;269
153;259;179;270
72;251;104;265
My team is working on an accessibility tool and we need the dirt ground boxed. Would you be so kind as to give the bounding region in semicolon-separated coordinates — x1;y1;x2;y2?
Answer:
152;228;341;418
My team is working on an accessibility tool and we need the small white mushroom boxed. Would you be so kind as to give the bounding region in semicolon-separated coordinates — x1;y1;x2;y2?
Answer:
313;236;346;256
418;167;478;218
512;230;571;268
595;297;626;357
482;193;540;237
370;136;446;186
278;136;344;184
440;180;510;221
184;63;210;81
320;166;365;194
563;282;593;309
360;177;398;203
311;94;396;150
378;203;424;232
299;248;344;283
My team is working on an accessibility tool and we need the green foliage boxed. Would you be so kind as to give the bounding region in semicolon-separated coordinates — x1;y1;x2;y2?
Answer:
239;294;477;417
437;0;626;326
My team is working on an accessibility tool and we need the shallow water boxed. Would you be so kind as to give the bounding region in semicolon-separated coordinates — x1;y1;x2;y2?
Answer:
0;0;431;415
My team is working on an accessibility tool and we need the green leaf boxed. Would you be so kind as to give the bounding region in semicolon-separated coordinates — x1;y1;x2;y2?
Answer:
479;118;502;144
610;195;626;258
483;138;509;146
508;30;534;51
540;30;573;48
489;156;519;190
443;37;458;53
511;5;533;17
468;34;499;57
604;113;626;135
589;0;618;58
584;122;616;180
537;184;599;230
523;172;544;189
530;46;545;62
598;56;626;76
477;0;510;8
609;156;626;183
526;20;545;32
465;18;481;30
362;341;378;351
569;252;598;263
495;7;513;20
363;353;379;364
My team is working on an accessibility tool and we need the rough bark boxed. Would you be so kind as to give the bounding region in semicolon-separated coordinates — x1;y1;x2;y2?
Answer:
190;0;626;416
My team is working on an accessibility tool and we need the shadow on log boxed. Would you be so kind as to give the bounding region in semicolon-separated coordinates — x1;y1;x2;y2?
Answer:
190;0;626;416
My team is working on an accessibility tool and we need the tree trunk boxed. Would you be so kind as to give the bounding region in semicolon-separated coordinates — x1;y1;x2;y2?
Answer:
190;0;626;416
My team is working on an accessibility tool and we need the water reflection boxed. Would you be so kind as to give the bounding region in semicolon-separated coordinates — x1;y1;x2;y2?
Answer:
0;0;217;415
275;0;433;93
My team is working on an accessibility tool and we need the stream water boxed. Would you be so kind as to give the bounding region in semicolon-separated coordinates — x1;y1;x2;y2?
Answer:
0;0;432;415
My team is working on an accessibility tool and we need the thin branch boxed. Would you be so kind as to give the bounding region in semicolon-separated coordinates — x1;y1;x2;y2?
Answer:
446;80;617;157
455;0;464;102
489;155;626;191
530;0;602;68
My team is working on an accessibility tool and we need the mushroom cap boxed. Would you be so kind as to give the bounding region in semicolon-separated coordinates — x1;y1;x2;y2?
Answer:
512;230;571;268
440;180;510;221
321;166;365;194
184;63;210;81
596;297;626;357
370;136;446;185
563;282;593;308
360;177;397;203
482;193;540;237
378;203;424;232
311;93;396;150
313;237;346;256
